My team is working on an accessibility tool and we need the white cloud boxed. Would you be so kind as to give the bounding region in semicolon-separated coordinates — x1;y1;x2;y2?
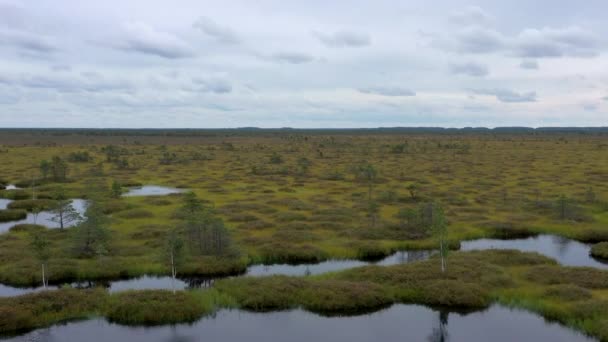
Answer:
513;26;599;58
0;1;607;127
358;86;416;97
449;62;489;77
519;59;539;69
118;22;194;59
270;52;314;64
190;77;232;94
193;17;239;44
449;6;494;27
313;30;370;48
472;89;537;103
0;29;57;53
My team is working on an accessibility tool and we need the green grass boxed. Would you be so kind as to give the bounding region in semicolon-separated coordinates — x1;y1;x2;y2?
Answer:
1;132;608;339
2;250;608;340
0;209;27;222
591;242;608;259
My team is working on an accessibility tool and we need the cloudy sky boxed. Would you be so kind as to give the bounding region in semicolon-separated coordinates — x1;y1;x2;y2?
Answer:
1;0;607;128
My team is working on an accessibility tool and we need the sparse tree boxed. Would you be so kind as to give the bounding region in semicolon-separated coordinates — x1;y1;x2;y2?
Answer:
556;195;575;221
367;200;380;228
30;231;50;288
50;188;82;229
585;187;597;204
71;199;110;258
179;192;232;256
32;206;41;225
296;157;311;176
39;160;51;180
49;156;68;182
30;175;37;200
269;152;283;164
163;229;186;294
354;163;377;201
407;183;419;200
429;203;448;273
110;180;122;198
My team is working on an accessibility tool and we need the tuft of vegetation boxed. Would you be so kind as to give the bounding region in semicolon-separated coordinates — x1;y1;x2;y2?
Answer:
0;209;27;222
590;242;608;260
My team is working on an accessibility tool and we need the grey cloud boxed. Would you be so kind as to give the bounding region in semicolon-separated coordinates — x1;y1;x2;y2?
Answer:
519;60;539;69
271;52;314;64
449;6;494;27
0;29;57;53
51;64;72;72
119;22;194;59
603;96;608;101
513;26;599;58
583;103;597;111
3;73;132;93
445;7;601;59
454;26;504;53
313;30;370;48
0;3;26;29
449;62;488;77
193;17;239;44
191;77;232;94
472;88;537;103
358;86;416;97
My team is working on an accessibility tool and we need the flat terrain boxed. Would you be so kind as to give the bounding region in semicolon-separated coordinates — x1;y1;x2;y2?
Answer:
0;129;607;340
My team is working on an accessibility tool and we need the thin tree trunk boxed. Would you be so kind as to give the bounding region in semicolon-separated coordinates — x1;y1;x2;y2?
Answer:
171;251;176;294
41;263;46;288
440;240;445;273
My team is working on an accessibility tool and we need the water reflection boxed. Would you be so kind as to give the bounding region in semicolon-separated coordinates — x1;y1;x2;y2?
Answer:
0;199;87;233
3;234;608;297
1;305;594;342
0;199;11;210
428;311;449;342
461;234;608;269
122;186;183;197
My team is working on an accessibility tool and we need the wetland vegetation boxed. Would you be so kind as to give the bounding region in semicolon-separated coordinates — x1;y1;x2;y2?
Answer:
0;128;608;341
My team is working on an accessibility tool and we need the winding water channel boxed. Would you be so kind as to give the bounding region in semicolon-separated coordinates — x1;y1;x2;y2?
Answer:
0;185;605;340
1;304;595;342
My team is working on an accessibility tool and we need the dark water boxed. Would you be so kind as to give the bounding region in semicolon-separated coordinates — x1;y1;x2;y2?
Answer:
1;304;594;342
2;234;606;297
0;199;11;210
122;186;183;197
461;234;608;269
0;199;87;234
246;250;433;277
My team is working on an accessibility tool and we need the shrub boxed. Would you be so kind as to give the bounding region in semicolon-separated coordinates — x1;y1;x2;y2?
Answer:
590;242;608;259
0;209;27;222
215;276;304;311
9;224;45;233
106;290;209;325
484;221;537;239
274;212;307;222
300;280;392;315
524;265;608;289
115;209;154;219
0;189;30;200
418;280;490;308
542;284;592;301
7;199;56;211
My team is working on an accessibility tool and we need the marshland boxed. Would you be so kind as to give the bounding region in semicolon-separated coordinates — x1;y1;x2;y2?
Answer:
0;128;607;341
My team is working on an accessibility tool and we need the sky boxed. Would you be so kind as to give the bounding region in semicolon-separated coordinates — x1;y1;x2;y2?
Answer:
0;0;607;128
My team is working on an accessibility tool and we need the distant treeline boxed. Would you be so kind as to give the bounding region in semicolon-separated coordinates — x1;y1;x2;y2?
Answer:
0;127;607;137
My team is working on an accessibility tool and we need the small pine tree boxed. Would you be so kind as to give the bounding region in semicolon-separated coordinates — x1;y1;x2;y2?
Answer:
30;232;51;288
163;229;186;294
